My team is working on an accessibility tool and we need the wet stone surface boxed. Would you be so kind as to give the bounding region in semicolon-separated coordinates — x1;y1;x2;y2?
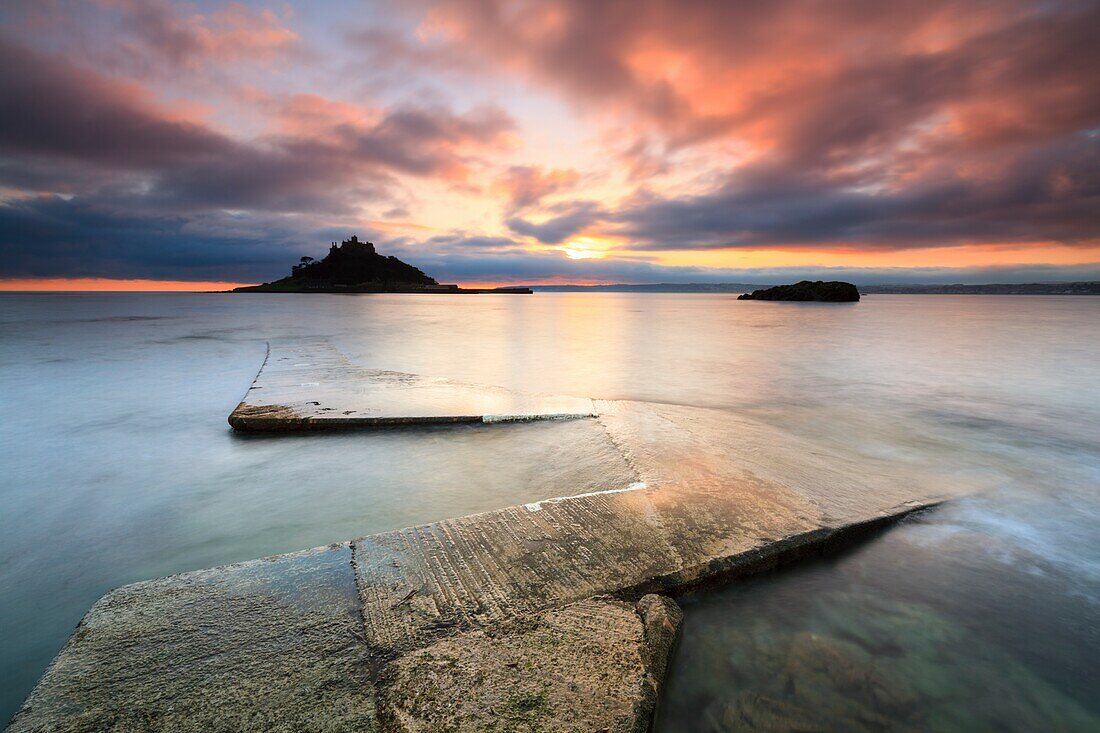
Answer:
7;544;376;733
228;339;596;430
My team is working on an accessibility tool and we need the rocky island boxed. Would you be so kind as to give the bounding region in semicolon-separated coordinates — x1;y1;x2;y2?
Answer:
233;236;531;294
738;280;860;302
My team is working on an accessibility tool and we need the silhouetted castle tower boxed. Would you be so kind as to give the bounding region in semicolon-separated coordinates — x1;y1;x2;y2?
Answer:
330;235;376;256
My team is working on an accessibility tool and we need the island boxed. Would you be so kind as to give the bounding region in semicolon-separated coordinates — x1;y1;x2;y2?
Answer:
738;280;860;302
233;236;531;294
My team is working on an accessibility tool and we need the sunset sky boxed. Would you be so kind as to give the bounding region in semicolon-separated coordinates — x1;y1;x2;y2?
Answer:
1;0;1098;288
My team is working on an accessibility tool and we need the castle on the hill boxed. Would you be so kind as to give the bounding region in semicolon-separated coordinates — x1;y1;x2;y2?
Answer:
329;235;375;256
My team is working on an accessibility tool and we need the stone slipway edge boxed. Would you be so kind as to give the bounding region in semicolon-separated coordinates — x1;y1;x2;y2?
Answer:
10;396;953;732
229;339;596;430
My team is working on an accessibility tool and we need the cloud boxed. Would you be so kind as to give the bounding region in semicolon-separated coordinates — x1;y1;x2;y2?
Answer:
506;200;606;243
341;25;483;84
0;35;515;216
0;195;299;280
411;0;1100;252
493;165;581;212
0;36;231;169
613;133;1100;249
375;242;1100;286
109;0;302;71
417;0;1100;153
3;194;1096;286
418;233;524;252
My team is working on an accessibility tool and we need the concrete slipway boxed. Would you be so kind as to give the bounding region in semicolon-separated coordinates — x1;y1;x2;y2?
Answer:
227;338;595;430
9;340;953;732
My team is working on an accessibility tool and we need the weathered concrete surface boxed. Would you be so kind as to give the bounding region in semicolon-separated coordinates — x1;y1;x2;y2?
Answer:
348;400;948;664
378;594;681;733
13;391;955;731
8;544;375;733
229;339;595;430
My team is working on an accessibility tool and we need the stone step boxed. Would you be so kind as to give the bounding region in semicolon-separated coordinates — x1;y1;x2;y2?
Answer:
229;339;596;430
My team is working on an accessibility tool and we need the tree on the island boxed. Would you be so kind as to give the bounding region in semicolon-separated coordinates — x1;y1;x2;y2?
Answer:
291;256;315;276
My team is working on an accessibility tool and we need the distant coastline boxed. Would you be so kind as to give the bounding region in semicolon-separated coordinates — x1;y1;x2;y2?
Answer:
529;281;1100;295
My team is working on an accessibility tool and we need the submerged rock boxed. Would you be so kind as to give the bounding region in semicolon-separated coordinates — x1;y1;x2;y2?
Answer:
682;591;1100;733
738;280;860;302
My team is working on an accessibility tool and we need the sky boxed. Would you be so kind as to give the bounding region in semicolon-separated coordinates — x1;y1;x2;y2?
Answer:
1;0;1098;288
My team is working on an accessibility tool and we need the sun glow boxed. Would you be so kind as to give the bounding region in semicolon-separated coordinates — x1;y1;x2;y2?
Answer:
559;236;613;260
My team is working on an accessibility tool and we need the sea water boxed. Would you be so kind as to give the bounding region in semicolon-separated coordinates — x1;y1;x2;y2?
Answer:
1;292;1097;729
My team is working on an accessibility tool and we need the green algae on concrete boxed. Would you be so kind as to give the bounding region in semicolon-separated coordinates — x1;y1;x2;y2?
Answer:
228;339;596;430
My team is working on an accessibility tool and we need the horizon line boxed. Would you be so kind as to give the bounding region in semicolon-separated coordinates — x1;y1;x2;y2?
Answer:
3;277;1100;293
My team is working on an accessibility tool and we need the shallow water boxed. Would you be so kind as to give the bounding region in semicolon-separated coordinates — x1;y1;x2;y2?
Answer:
1;292;1098;727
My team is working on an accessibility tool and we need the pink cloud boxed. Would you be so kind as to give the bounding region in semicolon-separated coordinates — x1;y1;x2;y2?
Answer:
106;0;301;68
411;0;1098;164
493;165;581;213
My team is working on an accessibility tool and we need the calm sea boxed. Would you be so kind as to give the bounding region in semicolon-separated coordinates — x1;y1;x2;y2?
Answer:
1;292;1097;729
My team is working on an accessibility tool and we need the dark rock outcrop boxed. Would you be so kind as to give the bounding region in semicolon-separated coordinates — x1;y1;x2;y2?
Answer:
234;235;439;292
738;280;860;302
234;235;532;294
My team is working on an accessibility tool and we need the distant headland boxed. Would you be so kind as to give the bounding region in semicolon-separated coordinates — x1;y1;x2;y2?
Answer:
232;236;530;294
